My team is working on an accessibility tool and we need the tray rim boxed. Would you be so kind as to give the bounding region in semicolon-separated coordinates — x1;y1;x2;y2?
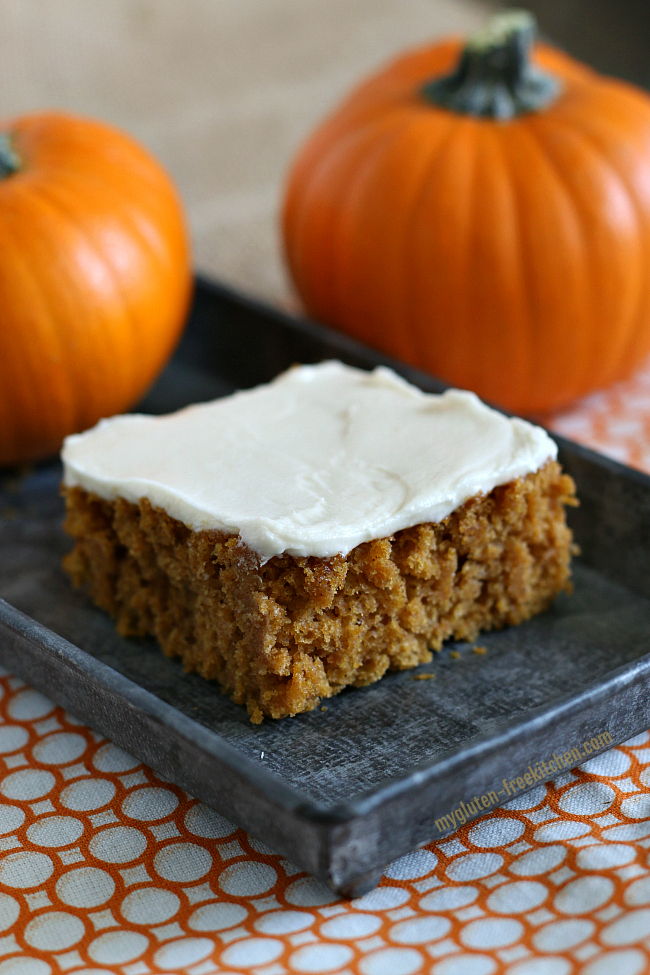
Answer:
3;588;650;826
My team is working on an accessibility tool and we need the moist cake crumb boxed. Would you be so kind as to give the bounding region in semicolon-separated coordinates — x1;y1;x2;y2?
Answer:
62;459;576;722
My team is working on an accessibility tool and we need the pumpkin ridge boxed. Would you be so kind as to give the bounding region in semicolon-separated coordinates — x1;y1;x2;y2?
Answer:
29;174;185;345
295;113;414;330
404;117;471;373
551;117;649;388
472;124;532;409
12;117;188;258
457;122;486;390
304;100;426;155
287;134;349;313
9;183;135;430
23;180;142;403
35;165;185;265
529;116;645;397
0;209;31;457
400;118;459;366
289;117;400;322
512;120;595;407
333;116;429;341
27;166;190;387
0;190;78;455
410;119;480;389
544;108;650;381
287;110;416;315
347;114;459;362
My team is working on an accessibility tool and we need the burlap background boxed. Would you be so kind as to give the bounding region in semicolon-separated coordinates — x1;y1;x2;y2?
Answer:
0;0;491;304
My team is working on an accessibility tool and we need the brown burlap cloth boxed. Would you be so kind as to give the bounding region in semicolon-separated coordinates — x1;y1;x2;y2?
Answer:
0;0;489;305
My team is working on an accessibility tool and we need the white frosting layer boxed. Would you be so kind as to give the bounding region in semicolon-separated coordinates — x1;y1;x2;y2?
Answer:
62;361;557;561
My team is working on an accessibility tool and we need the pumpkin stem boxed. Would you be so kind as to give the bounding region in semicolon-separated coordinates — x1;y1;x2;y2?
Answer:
0;133;20;178
421;10;561;120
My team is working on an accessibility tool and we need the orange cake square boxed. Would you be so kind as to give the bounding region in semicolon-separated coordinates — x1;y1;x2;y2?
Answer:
62;362;576;722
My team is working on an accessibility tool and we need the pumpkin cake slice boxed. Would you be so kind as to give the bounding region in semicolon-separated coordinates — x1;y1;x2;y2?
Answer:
61;362;576;723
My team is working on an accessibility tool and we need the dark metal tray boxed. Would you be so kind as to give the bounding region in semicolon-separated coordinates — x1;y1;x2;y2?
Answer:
2;277;650;897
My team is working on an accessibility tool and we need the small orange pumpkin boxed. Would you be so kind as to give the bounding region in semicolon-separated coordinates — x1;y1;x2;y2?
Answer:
0;111;191;466
283;12;650;414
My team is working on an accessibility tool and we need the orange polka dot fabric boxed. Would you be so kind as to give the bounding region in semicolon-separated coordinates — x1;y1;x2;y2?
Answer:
4;368;650;975
546;356;650;475
3;674;650;974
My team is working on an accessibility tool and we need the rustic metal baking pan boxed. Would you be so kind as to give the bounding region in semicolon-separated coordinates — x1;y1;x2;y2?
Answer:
2;277;650;897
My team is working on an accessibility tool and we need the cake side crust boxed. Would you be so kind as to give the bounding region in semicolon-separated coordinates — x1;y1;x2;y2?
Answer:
62;460;577;722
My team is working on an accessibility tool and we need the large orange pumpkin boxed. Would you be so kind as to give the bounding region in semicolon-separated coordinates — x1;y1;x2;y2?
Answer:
283;12;650;414
0;112;191;466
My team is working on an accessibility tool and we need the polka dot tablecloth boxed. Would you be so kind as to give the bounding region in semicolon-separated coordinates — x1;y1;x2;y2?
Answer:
5;361;650;975
545;355;650;474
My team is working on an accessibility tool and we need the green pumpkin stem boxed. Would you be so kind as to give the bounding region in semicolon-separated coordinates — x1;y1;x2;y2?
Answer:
421;10;561;120
0;133;20;178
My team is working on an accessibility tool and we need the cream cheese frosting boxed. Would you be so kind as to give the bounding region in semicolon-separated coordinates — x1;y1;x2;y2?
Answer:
61;361;557;561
